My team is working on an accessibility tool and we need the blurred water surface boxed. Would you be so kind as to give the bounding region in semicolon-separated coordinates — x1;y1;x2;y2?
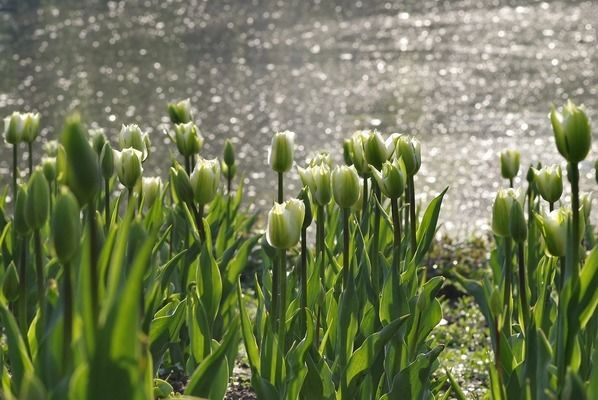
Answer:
1;0;598;234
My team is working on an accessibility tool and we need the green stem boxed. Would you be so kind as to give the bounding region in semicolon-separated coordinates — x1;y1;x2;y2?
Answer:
300;227;308;312
361;176;369;227
391;197;402;270
62;261;73;370
277;172;283;204
343;208;350;288
371;183;381;291
517;242;528;332
509;178;513;188
549;201;554;212
34;230;45;322
184;155;191;176
12;145;17;212
105;178;111;230
88;207;99;327
28;142;33;177
408;175;417;256
570;162;580;277
503;237;512;336
317;205;325;285
278;249;287;351
17;237;28;338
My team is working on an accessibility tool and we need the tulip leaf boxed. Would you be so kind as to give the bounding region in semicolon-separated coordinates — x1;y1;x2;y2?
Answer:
413;187;448;266
575;245;598;328
0;305;33;393
237;281;261;373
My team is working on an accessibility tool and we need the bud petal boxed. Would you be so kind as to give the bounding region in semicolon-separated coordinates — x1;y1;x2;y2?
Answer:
167;99;193;124
268;131;295;173
25;169;50;230
52;188;81;263
499;149;520;180
396;136;421;176
2;262;20;302
223;139;235;167
332;165;360;208
533;165;563;204
266;199;305;249
190;158;221;205
550;101;591;163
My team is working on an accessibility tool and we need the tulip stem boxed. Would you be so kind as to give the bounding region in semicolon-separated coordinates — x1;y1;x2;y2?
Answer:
342;208;350;288
408;175;417;256
62;261;73;371
549;201;554;212
517;242;528;332
361;176;369;227
184;156;191;176
88;207;99;328
371;182;381;291
12;145;17;212
316;205;326;285
509;178;513;188
300;226;308;312
17;238;28;338
569;162;580;278
34;229;45;323
391;197;402;270
503;237;512;336
105;178;111;230
28;142;33;177
277;172;283;203
278;248;287;351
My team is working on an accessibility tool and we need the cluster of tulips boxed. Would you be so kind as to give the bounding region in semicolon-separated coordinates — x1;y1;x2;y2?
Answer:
456;100;598;399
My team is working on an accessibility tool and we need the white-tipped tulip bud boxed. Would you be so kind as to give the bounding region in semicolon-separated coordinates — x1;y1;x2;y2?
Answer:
42;156;57;183
142;177;163;209
21;112;40;144
332;165;361;209
88;128;107;156
3;111;25;145
167;99;193;124
100;142;114;180
119;124;150;161
25;168;50;230
343;139;354;166
268;130;295;173
174;122;203;157
536;208;569;257
170;164;193;205
491;188;521;237
297;163;332;206
396;136;421;176
350;131;370;175
190;158;221;205
14;185;30;237
550;100;591;163
113;148;143;190
532;165;563;204
370;158;406;199
266;198;305;249
365;130;392;170
499;149;520;180
43;140;60;157
308;151;332;168
510;199;527;243
223;139;235;167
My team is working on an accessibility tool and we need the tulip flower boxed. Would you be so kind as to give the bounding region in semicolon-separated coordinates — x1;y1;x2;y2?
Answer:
370;158;406;199
266;199;305;249
364;130;393;170
396;136;421;176
42;156;57;183
2;262;19;302
174;122;203;157
113;148;143;190
3;111;25;145
89;128;107;156
268;130;295;174
350;131;370;175
332;165;360;209
509;199;527;243
491;188;522;237
298;163;332;206
308;151;332;168
190;158;221;206
532;165;562;206
119;124;150;161
223;139;235;167
550;100;591;163
499;149;520;183
536;208;569;257
343;139;354;166
52;188;82;264
44;140;60;156
167;98;193;124
142;177;163;209
170;164;194;205
14;185;30;237
21;112;40;144
25;169;50;231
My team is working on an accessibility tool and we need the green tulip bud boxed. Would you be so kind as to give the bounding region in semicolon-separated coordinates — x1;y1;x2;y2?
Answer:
297;187;313;230
297;163;332;206
223;139;235;167
489;288;502;320
536;208;569;257
3;111;25;144
266;198;305;249
190;158;221;205
113;148;143;190
170;165;194;205
221;162;237;181
308;151;332;168
397;135;421;176
268;130;295;173
61;114;101;205
42;156;57;183
532;165;563;204
174;122;203;157
491;188;519;237
43;140;60;157
550;100;591;163
88;128;107;156
332;165;360;208
25;169;50;230
350;131;370;175
142;176;162;209
364;130;393;170
510;199;527;243
370;158;406;199
51;188;81;263
2;262;20;302
499;149;520;180
100;142;114;180
343;139;354;166
14;185;31;237
21;112;40;144
119;124;150;161
526;165;535;184
581;192;592;222
167;99;193;124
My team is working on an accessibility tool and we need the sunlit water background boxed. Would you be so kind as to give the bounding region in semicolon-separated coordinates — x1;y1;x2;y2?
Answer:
1;0;598;235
